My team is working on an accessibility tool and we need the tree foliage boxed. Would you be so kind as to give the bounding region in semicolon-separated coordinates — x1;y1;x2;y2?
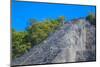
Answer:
12;17;63;58
86;13;96;26
12;30;31;58
26;18;61;46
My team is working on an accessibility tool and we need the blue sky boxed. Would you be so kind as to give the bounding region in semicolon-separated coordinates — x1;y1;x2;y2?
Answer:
12;0;96;31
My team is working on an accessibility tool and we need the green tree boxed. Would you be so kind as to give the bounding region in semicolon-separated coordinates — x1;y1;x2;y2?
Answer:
86;13;96;26
12;16;65;58
12;30;31;58
26;18;61;46
57;16;65;26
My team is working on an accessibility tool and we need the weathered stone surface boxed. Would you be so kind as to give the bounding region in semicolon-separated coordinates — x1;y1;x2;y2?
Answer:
11;19;96;66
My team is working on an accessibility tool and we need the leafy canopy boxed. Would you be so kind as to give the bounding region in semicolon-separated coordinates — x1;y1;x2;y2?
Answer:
12;17;65;58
